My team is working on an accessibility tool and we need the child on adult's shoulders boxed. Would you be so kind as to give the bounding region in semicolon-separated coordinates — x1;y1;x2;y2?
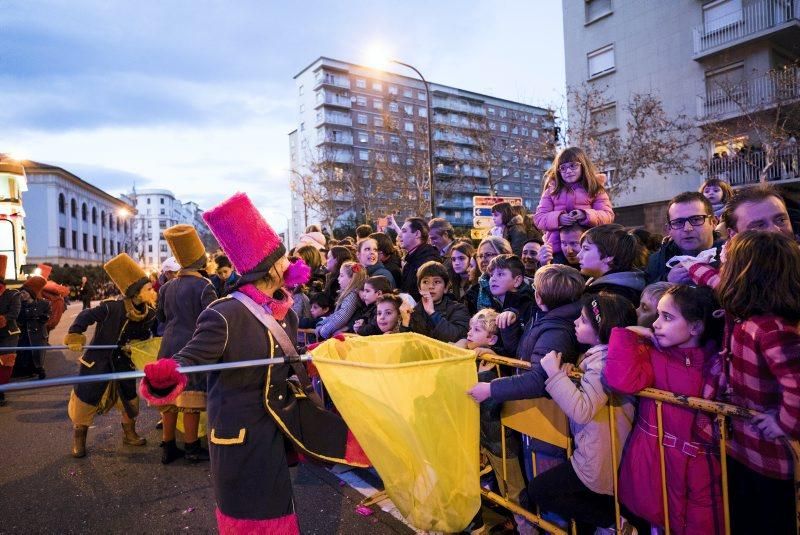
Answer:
408;261;470;343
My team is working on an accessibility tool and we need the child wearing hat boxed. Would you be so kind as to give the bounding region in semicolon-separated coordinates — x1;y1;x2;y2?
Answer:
63;253;157;458
140;192;368;535
156;224;217;464
0;255;21;406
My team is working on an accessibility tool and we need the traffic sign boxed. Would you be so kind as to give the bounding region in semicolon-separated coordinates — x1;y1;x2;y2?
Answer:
472;216;494;229
473;207;492;217
471;228;489;240
472;195;523;208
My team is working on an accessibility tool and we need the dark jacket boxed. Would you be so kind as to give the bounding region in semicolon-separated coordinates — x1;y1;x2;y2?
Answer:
0;288;21;346
584;270;647;306
210;272;240;298
18;288;51;348
157;274;217;357
174;297;298;520
492;282;536;328
505;215;530;257
70;299;155;405
354;302;381;336
492;300;581;402
408;294;470;343
365;262;396;288
400;244;442;300
644;238;724;284
383;254;403;291
77;283;94;301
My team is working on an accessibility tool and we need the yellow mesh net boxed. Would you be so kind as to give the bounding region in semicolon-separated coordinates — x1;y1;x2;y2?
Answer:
310;333;480;532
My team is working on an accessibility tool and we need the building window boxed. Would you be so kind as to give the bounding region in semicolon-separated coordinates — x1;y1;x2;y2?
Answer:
103;238;107;254
403;104;413;116
91;207;97;224
92;235;97;253
82;233;88;251
160;208;165;215
101;211;106;227
373;98;383;110
298;84;304;96
590;102;618;132
390;135;400;145
159;220;166;229
388;85;398;95
499;109;507;118
59;227;66;248
357;114;368;125
147;198;151;204
402;88;413;98
404;121;414;132
375;153;385;163
703;0;742;34
356;78;366;89
489;122;496;130
58;194;65;214
390;154;400;164
585;0;613;23
372;81;382;91
71;230;77;249
418;107;427;118
124;221;129;233
374;134;385;145
80;203;87;221
110;241;115;255
356;95;367;106
299;103;304;113
389;102;399;113
587;44;615;78
407;139;415;149
160;198;164;204
417;91;426;101
374;116;383;127
71;199;77;218
359;150;369;161
487;107;495;115
358;131;369;143
300;122;305;131
500;123;508;133
148;244;153;253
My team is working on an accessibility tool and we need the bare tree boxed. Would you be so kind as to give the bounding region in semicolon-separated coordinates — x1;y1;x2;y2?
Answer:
564;83;701;196
700;61;800;185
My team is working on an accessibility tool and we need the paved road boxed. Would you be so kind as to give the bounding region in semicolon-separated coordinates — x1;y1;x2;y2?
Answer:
0;302;412;534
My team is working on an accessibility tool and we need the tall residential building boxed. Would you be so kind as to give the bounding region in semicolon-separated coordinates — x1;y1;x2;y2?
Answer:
563;0;800;229
289;57;555;242
123;189;211;272
21;160;133;268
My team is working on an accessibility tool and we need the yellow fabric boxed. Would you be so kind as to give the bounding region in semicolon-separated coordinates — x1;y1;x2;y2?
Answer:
163;224;205;268
310;332;480;532
64;332;86;352
501;398;570;449
104;253;146;295
128;337;207;437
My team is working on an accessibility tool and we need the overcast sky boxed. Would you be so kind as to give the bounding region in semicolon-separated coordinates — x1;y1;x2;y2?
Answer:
1;1;565;231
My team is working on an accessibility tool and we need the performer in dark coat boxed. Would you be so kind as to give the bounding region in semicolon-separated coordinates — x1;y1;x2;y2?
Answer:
15;276;51;379
0;255;21;406
64;253;156;458
141;193;368;534
156;224;217;464
77;276;94;309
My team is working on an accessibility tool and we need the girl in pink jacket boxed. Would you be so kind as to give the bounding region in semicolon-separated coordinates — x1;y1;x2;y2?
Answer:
534;147;614;255
604;284;724;535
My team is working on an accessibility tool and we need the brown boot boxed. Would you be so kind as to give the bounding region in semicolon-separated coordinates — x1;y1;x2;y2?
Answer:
121;421;146;446
72;425;88;458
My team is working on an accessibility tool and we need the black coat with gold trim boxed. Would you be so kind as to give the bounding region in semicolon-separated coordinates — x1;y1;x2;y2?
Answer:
0;288;21;348
69;298;155;405
173;296;296;520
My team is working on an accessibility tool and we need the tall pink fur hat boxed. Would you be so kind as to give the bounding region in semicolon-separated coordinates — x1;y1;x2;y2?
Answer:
202;192;286;283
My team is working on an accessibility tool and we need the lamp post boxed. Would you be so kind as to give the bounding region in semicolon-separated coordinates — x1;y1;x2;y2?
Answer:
390;60;436;219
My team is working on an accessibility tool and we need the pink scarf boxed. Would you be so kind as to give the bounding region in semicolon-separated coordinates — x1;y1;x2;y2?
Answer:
238;284;294;321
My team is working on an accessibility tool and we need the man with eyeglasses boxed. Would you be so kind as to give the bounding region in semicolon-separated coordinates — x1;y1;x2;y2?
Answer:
645;192;724;284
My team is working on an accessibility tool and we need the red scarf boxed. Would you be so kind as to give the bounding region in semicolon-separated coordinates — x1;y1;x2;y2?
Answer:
238;284;294;321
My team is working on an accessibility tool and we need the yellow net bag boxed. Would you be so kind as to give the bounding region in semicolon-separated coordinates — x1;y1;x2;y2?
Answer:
310;333;480;532
128;337;207;438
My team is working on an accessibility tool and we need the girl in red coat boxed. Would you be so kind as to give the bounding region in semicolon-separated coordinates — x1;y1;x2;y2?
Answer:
715;231;800;535
604;284;724;535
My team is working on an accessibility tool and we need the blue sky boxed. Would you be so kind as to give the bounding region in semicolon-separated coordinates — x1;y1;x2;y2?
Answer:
1;1;565;231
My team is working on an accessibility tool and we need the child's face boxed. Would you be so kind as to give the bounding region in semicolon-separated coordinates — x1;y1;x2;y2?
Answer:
636;293;660;328
361;283;381;305
376;301;400;333
326;252;337;272
467;319;497;349
489;268;521;297
703;185;724;204
559;161;582;184
419;276;447;303
216;266;232;280
574;309;600;346
652;294;702;349
451;250;470;275
577;240;611;277
492;211;504;226
337;269;352;290
310;303;329;319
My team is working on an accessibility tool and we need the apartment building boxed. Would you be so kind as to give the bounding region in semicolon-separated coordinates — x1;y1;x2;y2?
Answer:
123;189;211;272
563;0;800;229
289;57;555;242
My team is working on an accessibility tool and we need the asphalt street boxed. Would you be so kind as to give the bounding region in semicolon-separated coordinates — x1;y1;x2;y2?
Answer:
0;301;412;534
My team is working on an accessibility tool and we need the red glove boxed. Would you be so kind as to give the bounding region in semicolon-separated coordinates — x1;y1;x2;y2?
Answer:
305;333;346;352
139;358;187;405
0;316;7;329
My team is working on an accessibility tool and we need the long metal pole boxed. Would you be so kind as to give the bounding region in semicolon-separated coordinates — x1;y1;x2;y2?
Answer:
3;344;120;352
0;355;312;393
392;60;436;218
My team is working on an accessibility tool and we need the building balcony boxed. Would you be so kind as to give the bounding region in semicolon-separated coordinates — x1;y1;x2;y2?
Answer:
697;65;800;122
316;131;354;146
435;164;488;178
315;112;353;128
692;0;800;59
433;115;483;130
433;148;480;161
433;131;478;145
706;145;800;186
327;149;354;164
431;98;486;116
314;74;351;90
314;92;352;109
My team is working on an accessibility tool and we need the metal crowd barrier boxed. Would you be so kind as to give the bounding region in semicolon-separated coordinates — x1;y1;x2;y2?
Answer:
477;353;800;535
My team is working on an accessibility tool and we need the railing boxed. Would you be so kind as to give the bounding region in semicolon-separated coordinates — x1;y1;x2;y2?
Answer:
432;98;487;116
315;75;351;89
316;113;352;127
693;0;800;55
316;133;354;146
476;353;800;535
433;131;478;145
699;65;800;120
317;92;352;108
707;145;800;185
